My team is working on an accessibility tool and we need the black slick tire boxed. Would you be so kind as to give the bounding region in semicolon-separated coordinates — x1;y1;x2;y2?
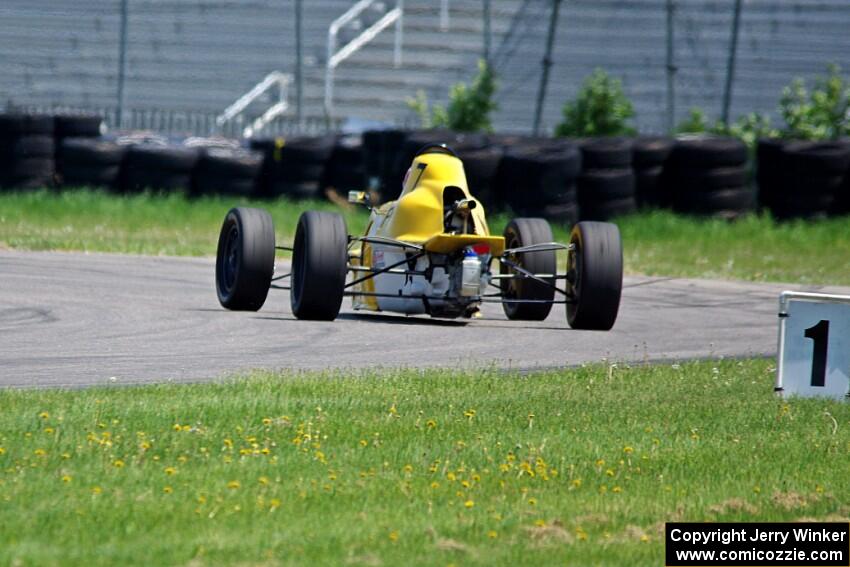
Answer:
566;221;623;330
215;207;275;311
500;218;557;321
291;211;348;321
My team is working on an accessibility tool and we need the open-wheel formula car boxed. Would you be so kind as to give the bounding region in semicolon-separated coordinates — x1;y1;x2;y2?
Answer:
215;144;623;329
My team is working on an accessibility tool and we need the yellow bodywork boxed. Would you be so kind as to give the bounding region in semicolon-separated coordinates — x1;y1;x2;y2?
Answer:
351;149;505;311
382;151;499;245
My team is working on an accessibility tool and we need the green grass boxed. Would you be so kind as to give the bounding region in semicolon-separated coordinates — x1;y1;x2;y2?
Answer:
2;189;850;285
0;189;368;257
1;359;848;566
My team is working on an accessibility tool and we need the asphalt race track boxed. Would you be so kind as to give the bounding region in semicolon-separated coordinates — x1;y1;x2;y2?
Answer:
2;250;849;388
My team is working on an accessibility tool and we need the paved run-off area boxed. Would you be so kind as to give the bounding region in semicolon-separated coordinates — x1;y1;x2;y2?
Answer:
2;251;849;387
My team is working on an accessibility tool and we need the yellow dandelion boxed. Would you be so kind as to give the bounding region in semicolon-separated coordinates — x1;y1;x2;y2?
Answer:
91;486;102;495
464;409;476;418
640;534;649;542
172;424;182;431
623;446;634;454
34;448;47;456
0;448;5;455
389;531;399;542
227;480;241;490
113;459;125;468
816;485;825;494
528;498;537;506
270;498;281;510
223;438;233;448
488;530;498;539
534;519;546;527
39;411;49;419
359;439;368;447
446;472;456;481
464;500;474;508
182;425;191;432
61;475;72;483
461;480;471;488
258;476;269;485
403;464;413;473
430;481;440;489
197;494;207;504
163;486;173;494
164;467;176;475
595;459;605;466
612;486;622;493
577;529;588;541
426;419;437;428
44;427;54;434
177;455;188;463
140;441;151;450
262;418;272;426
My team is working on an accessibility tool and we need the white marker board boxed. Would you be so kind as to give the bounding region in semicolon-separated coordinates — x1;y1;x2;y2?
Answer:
776;292;850;399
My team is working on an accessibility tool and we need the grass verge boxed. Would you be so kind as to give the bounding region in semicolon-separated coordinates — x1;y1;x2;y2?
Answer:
1;359;848;566
2;189;850;285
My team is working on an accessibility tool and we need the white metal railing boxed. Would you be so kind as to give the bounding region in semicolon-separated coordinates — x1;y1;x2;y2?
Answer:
325;0;404;117
440;0;450;30
217;71;292;138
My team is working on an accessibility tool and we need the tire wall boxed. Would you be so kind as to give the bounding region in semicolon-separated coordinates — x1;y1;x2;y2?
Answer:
4;111;849;223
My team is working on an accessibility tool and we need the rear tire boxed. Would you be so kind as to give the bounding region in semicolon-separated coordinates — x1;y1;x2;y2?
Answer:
215;207;275;311
291;211;348;321
500;218;556;321
566;221;623;330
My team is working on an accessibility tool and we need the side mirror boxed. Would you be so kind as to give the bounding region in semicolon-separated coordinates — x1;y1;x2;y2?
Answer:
348;191;371;207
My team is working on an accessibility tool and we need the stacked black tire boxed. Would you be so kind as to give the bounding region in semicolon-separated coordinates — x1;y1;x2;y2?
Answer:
253;136;337;199
757;139;850;219
362;129;408;202
323;134;366;197
192;148;264;197
55;114;104;186
577;138;636;221
497;139;582;225
665;136;753;219
120;144;200;193
0;114;56;189
632;136;673;208
58;138;125;190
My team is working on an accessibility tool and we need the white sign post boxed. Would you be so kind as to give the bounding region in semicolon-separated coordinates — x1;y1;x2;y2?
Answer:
776;291;850;399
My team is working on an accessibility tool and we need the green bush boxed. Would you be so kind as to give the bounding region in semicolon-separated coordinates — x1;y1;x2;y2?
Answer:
554;69;635;137
674;108;711;134
674;107;778;150
407;60;497;133
779;64;850;140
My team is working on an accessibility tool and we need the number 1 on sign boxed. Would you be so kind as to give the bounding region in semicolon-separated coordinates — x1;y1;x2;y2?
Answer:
804;319;829;387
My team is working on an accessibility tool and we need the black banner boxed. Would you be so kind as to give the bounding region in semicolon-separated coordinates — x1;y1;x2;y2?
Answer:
666;522;849;566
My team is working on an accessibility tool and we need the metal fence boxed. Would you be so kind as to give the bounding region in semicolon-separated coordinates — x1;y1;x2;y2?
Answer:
1;0;848;136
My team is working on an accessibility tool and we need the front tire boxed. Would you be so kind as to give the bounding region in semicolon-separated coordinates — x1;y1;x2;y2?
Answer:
566;221;623;330
291;211;348;321
215;207;275;311
500;218;557;321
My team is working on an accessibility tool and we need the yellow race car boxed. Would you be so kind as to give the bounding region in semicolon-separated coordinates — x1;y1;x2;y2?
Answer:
215;144;623;329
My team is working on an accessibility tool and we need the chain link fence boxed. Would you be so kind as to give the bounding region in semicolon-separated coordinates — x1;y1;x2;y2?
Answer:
1;1;848;136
